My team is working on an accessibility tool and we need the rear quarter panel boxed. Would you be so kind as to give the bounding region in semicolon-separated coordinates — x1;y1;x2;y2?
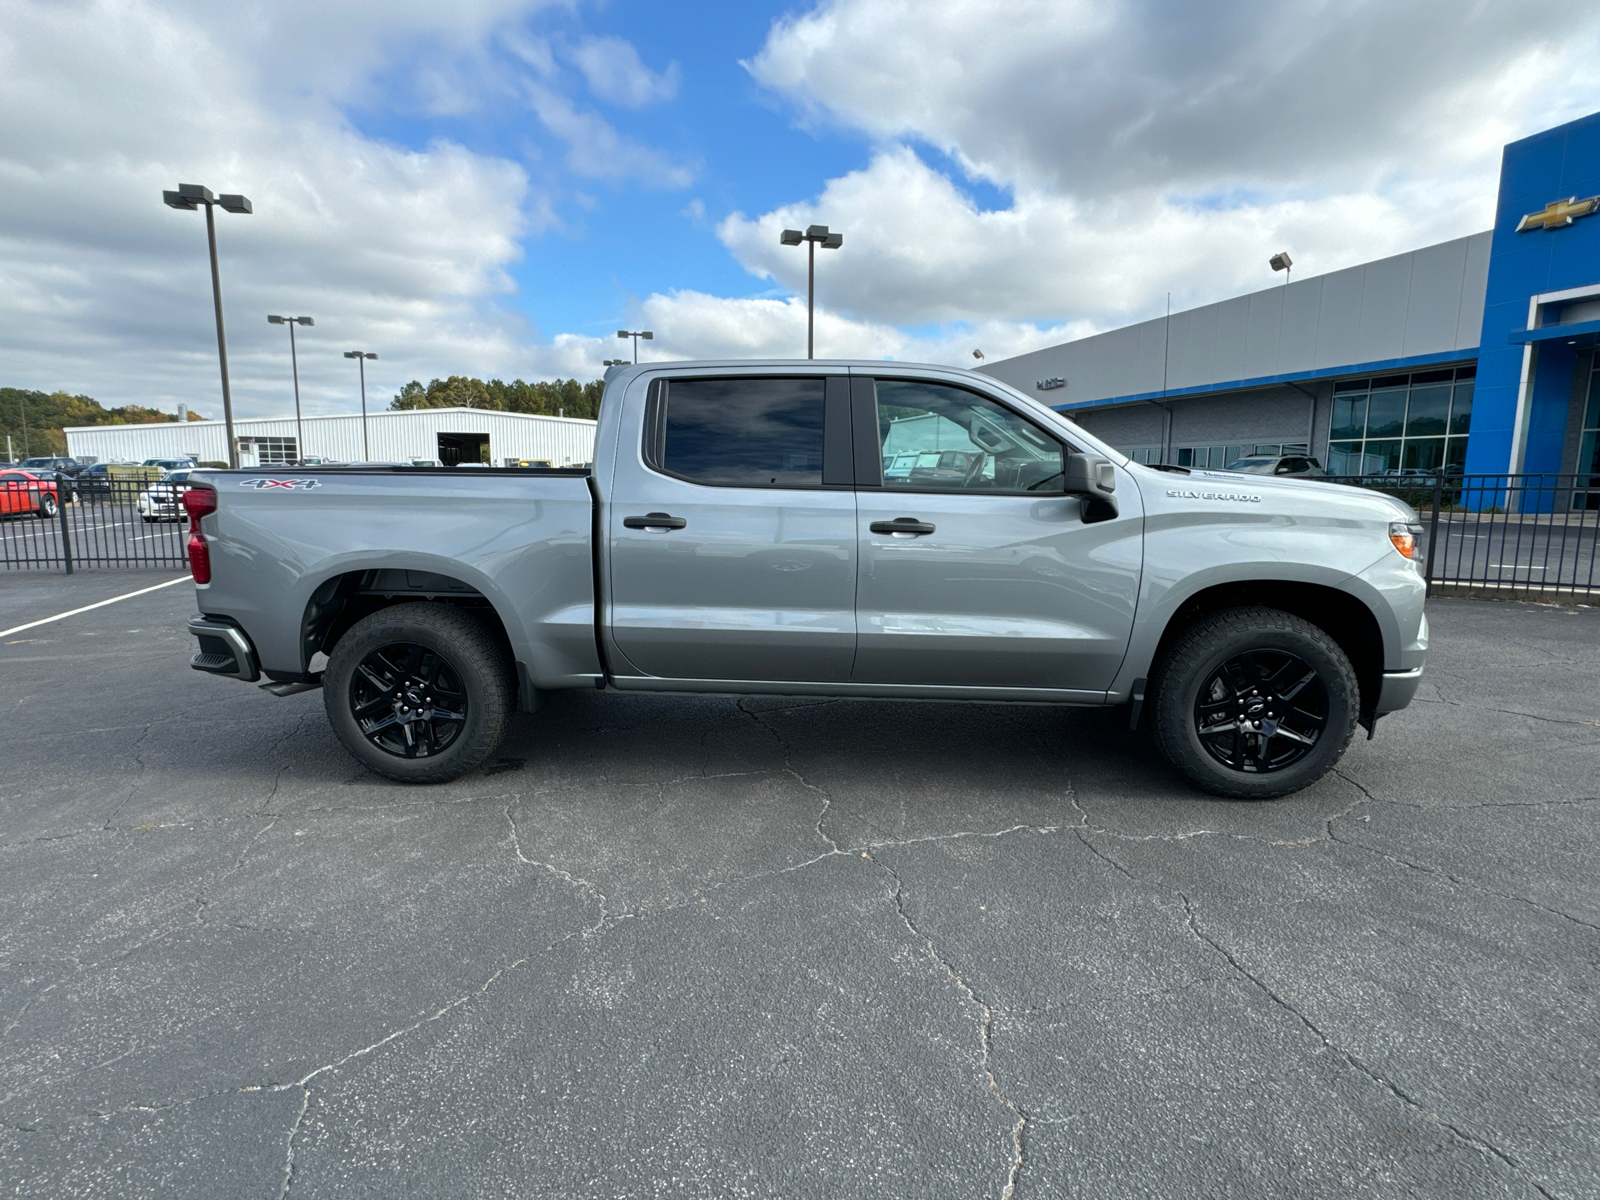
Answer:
193;470;600;687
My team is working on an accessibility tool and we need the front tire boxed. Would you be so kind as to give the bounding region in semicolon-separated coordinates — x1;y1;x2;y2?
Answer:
323;603;514;784
1151;607;1359;800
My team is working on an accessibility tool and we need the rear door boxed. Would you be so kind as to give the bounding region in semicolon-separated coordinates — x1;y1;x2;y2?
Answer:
850;374;1142;693
605;373;859;682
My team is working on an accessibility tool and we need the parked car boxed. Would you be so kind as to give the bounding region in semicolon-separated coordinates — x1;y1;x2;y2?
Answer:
143;458;198;472
1224;454;1326;478
137;470;197;522
20;456;86;475
0;469;60;518
182;360;1428;800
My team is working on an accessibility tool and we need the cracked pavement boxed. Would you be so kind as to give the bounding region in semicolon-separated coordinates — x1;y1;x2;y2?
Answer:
1;570;1596;1198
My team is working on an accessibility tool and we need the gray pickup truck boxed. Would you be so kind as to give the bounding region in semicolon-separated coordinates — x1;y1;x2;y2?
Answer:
181;360;1427;798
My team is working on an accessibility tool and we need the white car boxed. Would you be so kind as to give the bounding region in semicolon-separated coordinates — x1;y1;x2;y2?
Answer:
137;470;195;522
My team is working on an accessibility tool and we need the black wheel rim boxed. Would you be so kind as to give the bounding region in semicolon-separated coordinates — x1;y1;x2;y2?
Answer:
1194;649;1328;774
349;641;469;759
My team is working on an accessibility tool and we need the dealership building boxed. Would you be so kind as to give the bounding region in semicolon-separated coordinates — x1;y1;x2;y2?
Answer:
981;109;1600;497
65;407;596;468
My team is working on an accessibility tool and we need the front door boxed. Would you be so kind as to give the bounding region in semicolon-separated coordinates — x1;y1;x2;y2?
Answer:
850;375;1142;692
606;373;858;682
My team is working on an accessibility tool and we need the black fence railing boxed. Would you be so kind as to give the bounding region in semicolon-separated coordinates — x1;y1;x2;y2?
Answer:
1;473;191;572
1323;472;1600;598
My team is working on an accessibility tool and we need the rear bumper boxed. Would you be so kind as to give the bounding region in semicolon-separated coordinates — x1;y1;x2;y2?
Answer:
187;614;261;683
1375;666;1424;714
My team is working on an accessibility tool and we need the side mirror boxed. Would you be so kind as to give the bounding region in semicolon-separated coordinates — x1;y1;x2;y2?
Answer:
1064;453;1118;523
1064;453;1116;496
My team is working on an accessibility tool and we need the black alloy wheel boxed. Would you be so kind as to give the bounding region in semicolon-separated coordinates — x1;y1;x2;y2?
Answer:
1193;650;1327;773
323;602;514;783
349;641;469;759
1150;606;1358;800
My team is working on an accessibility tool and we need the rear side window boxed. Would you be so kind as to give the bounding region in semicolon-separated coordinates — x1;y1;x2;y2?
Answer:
656;377;826;487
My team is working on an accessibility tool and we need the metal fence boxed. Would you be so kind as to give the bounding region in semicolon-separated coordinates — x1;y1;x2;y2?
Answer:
1;474;191;572
1324;472;1600;599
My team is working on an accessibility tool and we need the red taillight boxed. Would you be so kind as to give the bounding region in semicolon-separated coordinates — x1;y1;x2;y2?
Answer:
183;486;217;584
182;486;217;522
187;532;211;583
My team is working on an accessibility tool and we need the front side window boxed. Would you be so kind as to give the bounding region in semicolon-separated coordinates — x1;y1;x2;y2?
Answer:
657;377;826;487
871;380;1064;493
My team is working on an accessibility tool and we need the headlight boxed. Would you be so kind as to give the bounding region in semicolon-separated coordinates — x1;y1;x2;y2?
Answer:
1389;520;1424;560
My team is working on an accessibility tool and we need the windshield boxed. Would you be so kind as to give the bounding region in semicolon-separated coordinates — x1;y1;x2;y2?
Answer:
1224;458;1278;472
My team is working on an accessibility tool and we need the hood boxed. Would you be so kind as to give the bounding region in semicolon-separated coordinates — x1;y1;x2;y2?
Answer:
1134;464;1418;521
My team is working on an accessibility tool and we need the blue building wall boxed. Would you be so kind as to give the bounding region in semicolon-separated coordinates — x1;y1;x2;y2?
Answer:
1468;111;1600;476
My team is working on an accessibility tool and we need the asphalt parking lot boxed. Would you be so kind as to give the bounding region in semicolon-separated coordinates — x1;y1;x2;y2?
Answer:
1;571;1596;1199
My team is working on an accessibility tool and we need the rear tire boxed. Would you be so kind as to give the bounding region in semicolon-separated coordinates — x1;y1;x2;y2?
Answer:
37;494;58;519
1151;606;1359;800
323;603;514;784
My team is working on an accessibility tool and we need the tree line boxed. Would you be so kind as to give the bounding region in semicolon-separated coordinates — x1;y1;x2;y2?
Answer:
390;376;604;420
1;388;205;459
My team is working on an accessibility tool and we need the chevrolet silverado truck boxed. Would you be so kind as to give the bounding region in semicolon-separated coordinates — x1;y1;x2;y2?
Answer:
181;360;1427;798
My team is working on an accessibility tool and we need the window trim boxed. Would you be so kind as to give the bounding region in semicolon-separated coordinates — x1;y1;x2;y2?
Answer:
852;375;1074;496
640;374;850;491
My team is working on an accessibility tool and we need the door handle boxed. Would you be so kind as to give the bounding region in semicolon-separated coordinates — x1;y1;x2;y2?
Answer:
870;517;936;536
623;512;687;531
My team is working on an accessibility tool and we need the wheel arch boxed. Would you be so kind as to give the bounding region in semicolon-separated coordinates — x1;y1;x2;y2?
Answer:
296;567;534;709
1143;580;1388;721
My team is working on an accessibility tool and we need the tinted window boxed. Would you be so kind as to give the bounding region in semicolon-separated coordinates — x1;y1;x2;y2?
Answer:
660;377;825;487
873;380;1063;493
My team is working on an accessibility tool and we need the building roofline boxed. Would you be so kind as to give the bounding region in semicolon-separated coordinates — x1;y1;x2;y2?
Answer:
1048;347;1478;413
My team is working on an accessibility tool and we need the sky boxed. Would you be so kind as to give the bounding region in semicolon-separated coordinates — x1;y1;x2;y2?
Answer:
1;0;1599;421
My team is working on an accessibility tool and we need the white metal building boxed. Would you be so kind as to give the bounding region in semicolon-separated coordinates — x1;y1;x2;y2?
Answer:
64;407;597;468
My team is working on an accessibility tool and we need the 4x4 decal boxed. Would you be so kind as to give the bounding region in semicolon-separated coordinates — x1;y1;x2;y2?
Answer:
240;478;320;490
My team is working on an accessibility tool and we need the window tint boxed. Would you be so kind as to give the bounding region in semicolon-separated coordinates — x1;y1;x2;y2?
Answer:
872;380;1063;493
660;377;825;487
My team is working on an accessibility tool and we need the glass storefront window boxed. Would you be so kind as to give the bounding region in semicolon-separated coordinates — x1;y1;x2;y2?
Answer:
1320;365;1474;475
1449;381;1474;435
1327;441;1362;474
1365;388;1407;439
1362;439;1402;474
1331;395;1367;440
1404;384;1450;436
1402;438;1446;472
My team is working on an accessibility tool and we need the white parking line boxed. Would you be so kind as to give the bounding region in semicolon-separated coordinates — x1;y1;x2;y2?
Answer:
0;576;190;638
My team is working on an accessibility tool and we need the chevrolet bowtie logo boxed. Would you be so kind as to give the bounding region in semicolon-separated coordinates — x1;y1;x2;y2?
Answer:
1516;195;1600;232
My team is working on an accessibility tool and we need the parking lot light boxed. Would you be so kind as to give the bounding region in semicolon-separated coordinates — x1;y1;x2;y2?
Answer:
779;224;843;358
163;182;252;466
617;330;653;364
269;316;315;460
343;351;378;460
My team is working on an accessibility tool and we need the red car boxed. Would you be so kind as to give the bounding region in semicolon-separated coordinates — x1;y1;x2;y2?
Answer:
0;469;60;518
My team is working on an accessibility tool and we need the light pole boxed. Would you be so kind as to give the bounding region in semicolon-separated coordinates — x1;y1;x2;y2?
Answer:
616;330;653;363
164;183;252;467
268;315;314;461
344;351;377;460
779;224;843;359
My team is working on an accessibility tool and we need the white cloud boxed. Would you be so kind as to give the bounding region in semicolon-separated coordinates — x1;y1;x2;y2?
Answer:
0;0;559;418
523;83;695;187
570;35;680;107
728;0;1600;343
717;145;1478;329
533;288;1086;376
748;0;1600;196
